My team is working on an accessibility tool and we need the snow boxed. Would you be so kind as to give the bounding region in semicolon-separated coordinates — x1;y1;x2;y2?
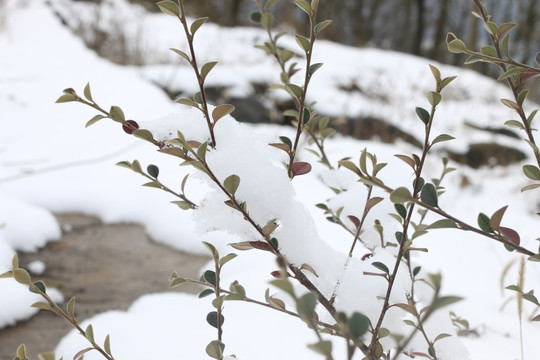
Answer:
1;0;540;359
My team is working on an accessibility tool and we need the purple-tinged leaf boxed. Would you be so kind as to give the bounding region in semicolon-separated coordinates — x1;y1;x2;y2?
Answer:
122;120;139;134
347;215;360;229
500;226;520;245
291;162;312;176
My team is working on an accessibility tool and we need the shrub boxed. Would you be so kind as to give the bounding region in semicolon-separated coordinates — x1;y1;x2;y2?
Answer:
4;0;540;359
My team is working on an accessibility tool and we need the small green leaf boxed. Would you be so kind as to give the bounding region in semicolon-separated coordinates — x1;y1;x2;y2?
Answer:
176;97;199;108
372;261;390;274
293;0;311;15
447;38;467;53
170;276;187;288
85;324;94;342
483;21;498;35
104;334;112;355
279;136;293;149
431;296;463;311
393;303;418;316
498;67;525;81
212;104;235;123
501;33;510;56
201;61;218;81
426;219;457;229
523;165;540;180
431;134;455;145
517;89;529;106
206;311;224;329
13;268;31;285
202;241;218;258
501;99;520;111
109;106;125;123
197;141;208;161
433;333;452;343
83;82;93;102
67;296;76;318
415;107;430;125
286;83;304;99
308;63;323;76
55;94;77;103
478;213;493;233
420;183;438;207
348;312;370;339
270;278;295;296
30;280;46;294
261;12;274;30
394;203;407;219
307;341;333;357
156;1;180;16
170;48;191;62
480;45;498;58
504;120;524;130
314;20;332;34
506;285;522;292
199;288;215;298
38;352;56;360
16;344;27;360
31;301;54;311
427;91;442;106
250;11;262;23
497;23;517;38
297;292;317;319
223;174;240;196
440;76;457;90
204;270;216;286
85;115;105;128
190;17;208;35
429;64;441;83
171;201;192;210
338;160;360;175
219;253;237;267
527;109;538;125
390;187;412;204
295;34;311;52
205;340;225;359
147;164;159;178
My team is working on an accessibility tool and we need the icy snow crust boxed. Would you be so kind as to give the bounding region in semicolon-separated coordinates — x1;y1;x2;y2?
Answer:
1;0;540;359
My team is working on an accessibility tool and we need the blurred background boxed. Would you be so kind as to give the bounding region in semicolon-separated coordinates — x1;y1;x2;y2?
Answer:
62;0;540;101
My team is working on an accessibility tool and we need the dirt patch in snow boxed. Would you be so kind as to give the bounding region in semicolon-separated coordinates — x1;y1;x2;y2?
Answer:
0;214;208;360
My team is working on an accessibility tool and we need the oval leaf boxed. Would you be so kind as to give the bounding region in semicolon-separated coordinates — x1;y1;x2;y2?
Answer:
223;174;240;195
390;187;412;204
291;162;312;176
420;183;438;207
212;104;235;123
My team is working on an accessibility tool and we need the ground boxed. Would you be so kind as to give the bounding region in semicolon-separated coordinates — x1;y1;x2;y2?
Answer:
0;214;208;360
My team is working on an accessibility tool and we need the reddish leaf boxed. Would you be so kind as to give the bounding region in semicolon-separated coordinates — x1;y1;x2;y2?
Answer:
519;72;540;84
500;226;520;245
270;271;283;278
412;352;431;358
347;215;360;229
249;241;272;251
361;253;373;261
291;162;312;176
122;120;139;134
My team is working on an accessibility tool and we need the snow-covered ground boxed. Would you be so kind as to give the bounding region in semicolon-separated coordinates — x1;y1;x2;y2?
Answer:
1;0;540;359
